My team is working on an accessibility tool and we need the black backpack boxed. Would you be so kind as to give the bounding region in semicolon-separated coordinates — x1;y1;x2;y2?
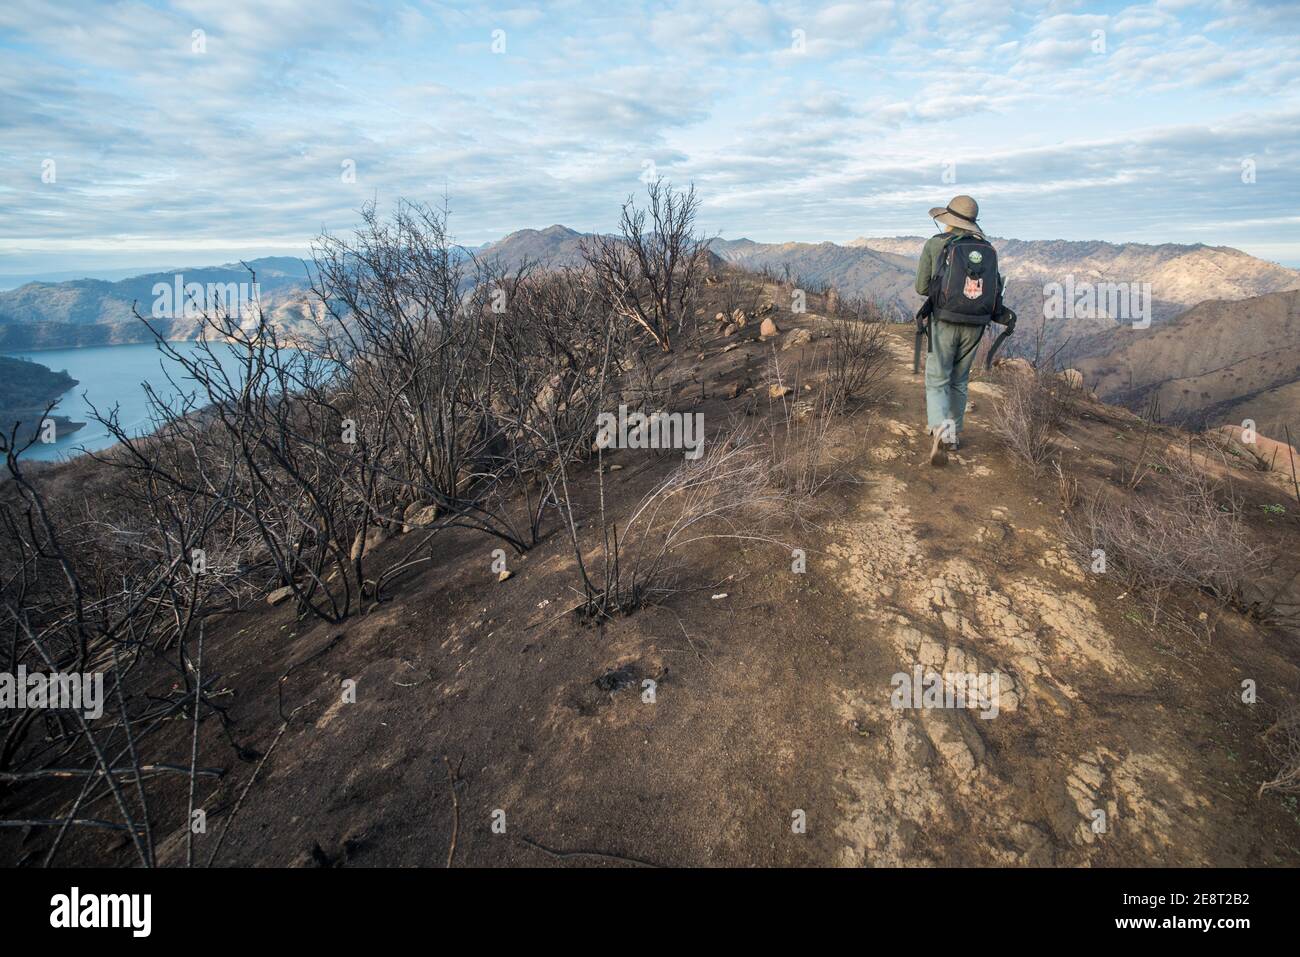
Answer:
930;234;1002;325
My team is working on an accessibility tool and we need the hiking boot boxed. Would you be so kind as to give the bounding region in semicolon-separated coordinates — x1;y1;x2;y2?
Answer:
929;430;948;466
947;436;961;452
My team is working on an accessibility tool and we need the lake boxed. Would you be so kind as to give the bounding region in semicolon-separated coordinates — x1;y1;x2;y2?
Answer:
5;341;294;462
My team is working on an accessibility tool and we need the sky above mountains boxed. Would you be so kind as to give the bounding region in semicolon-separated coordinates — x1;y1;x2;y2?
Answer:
3;0;1299;278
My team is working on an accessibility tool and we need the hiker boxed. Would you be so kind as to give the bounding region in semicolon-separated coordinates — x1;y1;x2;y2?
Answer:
914;195;1014;466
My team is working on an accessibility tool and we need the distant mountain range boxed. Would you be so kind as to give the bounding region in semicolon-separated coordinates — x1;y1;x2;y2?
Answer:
0;266;179;290
459;226;1300;434
853;235;1300;328
0;257;318;350
476;224;590;267
5;225;1300;435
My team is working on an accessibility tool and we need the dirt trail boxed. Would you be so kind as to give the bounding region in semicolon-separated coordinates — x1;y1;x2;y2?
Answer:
824;332;1296;865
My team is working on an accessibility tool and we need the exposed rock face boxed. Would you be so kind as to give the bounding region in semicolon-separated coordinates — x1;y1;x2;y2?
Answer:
782;327;812;350
821;459;1225;866
267;585;295;606
350;526;389;561
402;504;439;533
760;317;780;338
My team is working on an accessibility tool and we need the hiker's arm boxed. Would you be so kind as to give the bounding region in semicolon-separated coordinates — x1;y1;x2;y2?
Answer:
915;240;934;296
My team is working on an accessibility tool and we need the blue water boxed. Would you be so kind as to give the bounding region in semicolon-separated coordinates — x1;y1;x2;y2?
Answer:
5;341;289;462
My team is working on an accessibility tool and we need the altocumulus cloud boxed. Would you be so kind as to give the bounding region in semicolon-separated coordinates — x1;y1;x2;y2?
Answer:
1;0;1298;273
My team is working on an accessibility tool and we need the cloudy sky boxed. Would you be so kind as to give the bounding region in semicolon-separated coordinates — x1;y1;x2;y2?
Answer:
2;0;1299;278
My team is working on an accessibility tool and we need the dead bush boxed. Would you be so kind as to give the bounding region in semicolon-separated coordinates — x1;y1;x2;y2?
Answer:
1063;453;1268;617
1054;460;1081;510
832;291;901;324
580;176;707;353
825;313;891;410
717;271;762;324
989;365;1067;476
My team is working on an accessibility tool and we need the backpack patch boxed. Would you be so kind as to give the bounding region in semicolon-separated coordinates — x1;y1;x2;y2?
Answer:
963;275;984;299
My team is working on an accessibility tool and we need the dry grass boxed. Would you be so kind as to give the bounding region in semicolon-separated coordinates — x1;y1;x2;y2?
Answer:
763;347;853;499
568;422;792;617
988;365;1068;476
1063;450;1268;617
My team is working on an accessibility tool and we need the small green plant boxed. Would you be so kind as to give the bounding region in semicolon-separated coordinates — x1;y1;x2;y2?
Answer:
1262;503;1286;515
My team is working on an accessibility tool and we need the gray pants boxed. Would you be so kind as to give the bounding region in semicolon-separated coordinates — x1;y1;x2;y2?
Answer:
924;319;985;436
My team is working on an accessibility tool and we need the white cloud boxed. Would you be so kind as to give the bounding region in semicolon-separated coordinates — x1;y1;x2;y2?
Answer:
0;0;1296;270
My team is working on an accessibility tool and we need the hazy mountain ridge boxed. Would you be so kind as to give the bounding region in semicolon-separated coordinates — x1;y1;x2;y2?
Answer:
0;257;319;349
477;224;589;266
708;237;920;315
9;231;1295;343
852;236;1300;311
1072;288;1300;433
6;229;1300;434
0;257;313;326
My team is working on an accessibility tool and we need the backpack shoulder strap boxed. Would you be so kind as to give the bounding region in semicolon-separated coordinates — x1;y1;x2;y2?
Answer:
930;232;961;283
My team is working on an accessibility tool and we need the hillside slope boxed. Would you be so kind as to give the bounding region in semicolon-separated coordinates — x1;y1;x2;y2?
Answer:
1073;288;1300;431
7;287;1297;868
709;238;920;316
0;354;84;443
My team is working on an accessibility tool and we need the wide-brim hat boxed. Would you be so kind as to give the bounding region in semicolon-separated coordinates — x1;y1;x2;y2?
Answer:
928;195;982;235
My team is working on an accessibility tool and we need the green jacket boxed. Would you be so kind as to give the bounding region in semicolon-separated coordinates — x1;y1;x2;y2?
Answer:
914;229;980;297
